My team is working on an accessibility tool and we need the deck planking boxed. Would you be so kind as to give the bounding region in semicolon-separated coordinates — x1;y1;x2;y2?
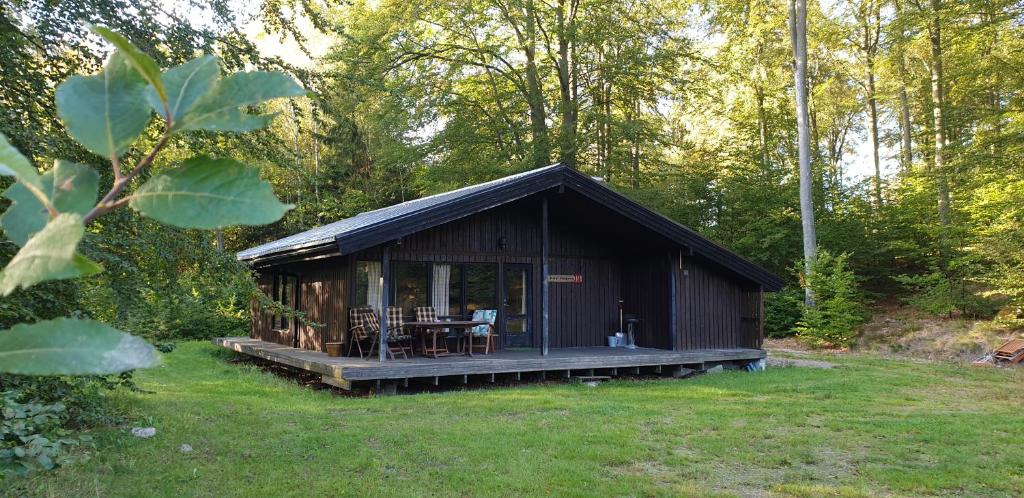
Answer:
214;337;765;386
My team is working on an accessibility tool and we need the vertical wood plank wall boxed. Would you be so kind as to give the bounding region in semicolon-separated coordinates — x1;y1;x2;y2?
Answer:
548;257;621;347
293;258;349;352
621;258;671;349
676;254;763;349
249;197;765;352
251;272;289;345
250;256;349;352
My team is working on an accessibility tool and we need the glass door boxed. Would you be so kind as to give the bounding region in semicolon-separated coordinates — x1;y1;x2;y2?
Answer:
502;264;532;348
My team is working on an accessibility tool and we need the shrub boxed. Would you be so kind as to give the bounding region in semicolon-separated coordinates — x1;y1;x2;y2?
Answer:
764;288;804;337
794;251;868;348
894;270;999;318
0;372;135;478
0;392;86;478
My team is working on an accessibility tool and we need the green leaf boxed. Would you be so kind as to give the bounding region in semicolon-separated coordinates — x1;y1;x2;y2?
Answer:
147;55;220;124
129;156;292;229
51;160;99;215
0;213;102;296
0;317;158;375
89;25;166;103
55;51;151;159
176;71;304;132
1;162;98;246
0;133;41;189
0;172;53;246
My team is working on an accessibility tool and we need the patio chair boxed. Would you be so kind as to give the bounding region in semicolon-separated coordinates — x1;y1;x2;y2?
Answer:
386;306;415;358
347;307;378;358
414;306;448;357
360;309;411;360
461;309;498;354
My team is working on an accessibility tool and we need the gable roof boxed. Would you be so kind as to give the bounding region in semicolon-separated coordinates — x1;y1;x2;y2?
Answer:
237;164;784;290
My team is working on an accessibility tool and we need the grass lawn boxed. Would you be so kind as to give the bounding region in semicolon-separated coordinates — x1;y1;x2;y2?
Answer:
7;342;1023;497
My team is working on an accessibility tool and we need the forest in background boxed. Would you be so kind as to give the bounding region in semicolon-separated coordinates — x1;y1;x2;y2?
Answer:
2;0;1023;343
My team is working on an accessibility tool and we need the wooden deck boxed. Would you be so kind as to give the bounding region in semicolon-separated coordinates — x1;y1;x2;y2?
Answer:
214;337;765;390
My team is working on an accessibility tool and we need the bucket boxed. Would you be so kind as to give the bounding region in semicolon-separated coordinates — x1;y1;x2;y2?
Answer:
326;342;343;357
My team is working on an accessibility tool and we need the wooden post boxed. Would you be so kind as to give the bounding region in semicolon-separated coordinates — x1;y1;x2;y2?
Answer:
379;246;390;362
758;284;765;349
541;197;549;356
669;253;678;351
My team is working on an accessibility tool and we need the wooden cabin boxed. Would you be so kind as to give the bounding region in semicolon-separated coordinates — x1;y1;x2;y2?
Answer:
220;164;782;390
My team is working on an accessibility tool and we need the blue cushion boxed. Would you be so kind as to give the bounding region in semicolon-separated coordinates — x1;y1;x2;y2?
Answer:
470;309;497;337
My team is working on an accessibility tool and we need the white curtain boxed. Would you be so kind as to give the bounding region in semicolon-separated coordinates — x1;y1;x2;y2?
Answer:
365;261;382;311
432;264;451;316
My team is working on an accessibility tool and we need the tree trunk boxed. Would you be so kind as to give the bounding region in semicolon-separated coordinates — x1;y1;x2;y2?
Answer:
755;81;769;172
555;0;577;169
897;83;913;170
313;102;321;221
929;0;950;228
628;99;641;188
789;0;817;305
524;0;550;169
896;57;913;170
598;68;606;180
866;65;882;206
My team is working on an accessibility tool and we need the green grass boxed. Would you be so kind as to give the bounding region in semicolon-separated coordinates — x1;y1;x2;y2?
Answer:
7;343;1024;497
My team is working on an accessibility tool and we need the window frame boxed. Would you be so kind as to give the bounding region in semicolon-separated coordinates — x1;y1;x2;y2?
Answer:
270;272;300;331
369;261;499;321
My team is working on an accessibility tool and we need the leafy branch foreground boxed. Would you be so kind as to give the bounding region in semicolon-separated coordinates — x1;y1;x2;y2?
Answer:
0;26;303;375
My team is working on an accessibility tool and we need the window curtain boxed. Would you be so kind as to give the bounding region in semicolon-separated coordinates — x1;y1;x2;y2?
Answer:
365;261;382;311
432;264;451;316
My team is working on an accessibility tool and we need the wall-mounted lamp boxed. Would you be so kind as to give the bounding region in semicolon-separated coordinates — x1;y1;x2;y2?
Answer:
497;236;507;251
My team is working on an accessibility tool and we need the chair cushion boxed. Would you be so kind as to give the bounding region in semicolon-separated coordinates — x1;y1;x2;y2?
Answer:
470;309;497;337
386;306;404;328
414;306;438;322
360;310;381;333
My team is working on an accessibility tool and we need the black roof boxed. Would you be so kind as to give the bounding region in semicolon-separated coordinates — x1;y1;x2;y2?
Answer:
238;164;784;290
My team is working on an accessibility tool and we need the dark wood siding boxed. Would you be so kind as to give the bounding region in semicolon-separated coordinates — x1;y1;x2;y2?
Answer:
293;257;349;352
549;257;621;347
621;257;671;349
249;256;349;352
739;288;763;349
250;271;293;346
677;254;762;349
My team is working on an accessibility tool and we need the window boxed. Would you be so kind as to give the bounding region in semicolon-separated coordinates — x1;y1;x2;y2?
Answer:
464;263;497;314
391;261;429;316
445;264;462;317
424;263;498;319
354;261;382;310
271;273;299;330
353;261;498;319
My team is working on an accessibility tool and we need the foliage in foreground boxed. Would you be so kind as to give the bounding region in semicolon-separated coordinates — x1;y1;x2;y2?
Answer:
795;251;868;348
0;26;301;377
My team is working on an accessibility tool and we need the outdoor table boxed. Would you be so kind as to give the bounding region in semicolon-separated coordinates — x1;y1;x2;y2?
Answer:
403;320;488;358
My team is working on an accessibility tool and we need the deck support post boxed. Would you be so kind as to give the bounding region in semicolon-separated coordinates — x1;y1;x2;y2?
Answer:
541;197;550;356
379;246;390;362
